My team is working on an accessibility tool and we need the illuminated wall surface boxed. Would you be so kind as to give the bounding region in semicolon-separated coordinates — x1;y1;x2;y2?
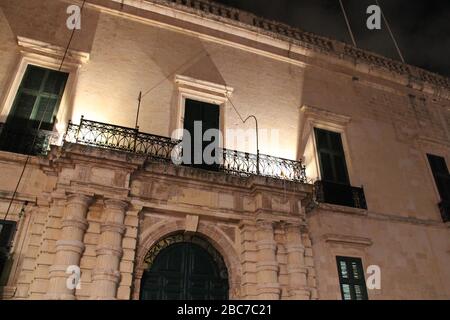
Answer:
0;0;448;300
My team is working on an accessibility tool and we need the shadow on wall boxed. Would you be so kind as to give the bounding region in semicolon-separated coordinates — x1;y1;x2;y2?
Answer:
0;0;100;54
135;27;228;137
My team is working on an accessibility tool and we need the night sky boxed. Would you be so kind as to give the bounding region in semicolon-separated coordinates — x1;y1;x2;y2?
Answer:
214;0;450;77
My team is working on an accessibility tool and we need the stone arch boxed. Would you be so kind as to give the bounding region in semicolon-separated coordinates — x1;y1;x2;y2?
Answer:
133;219;241;299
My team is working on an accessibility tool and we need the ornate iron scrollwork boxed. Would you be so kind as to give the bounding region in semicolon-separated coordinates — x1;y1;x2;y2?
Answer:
143;233;229;280
64;118;307;183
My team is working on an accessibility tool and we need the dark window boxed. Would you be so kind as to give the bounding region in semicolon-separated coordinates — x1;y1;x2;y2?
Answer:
427;154;450;222
7;65;68;130
183;99;220;171
313;128;367;209
336;256;368;300
0;221;17;281
314;128;350;185
427;154;450;201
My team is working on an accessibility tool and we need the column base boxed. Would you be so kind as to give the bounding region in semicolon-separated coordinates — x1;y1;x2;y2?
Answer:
45;293;76;300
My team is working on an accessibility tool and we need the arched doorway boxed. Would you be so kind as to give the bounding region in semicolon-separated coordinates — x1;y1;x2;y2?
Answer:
140;234;229;300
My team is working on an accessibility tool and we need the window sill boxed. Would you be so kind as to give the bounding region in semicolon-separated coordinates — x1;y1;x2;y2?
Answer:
314;202;368;216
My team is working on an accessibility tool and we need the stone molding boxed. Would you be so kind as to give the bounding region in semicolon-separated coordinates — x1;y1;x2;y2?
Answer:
55;240;85;254
86;0;449;98
100;223;126;235
104;199;129;211
17;36;90;65
95;245;124;258
61;218;89;231
67;194;94;207
134;219;242;299
323;234;373;247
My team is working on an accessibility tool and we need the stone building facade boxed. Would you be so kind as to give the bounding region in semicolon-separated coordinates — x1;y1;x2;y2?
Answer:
0;0;449;300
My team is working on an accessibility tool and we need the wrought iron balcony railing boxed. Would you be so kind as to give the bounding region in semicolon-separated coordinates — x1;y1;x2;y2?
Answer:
314;180;368;210
64;117;307;183
0;122;59;156
439;200;450;223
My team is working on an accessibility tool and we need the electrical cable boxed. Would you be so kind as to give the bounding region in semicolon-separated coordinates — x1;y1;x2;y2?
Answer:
338;0;357;47
2;0;87;221
375;0;406;63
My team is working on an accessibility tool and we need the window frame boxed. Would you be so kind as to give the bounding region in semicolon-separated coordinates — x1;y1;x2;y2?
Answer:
182;98;221;169
314;127;351;185
0;36;89;136
427;153;450;202
7;65;69;130
173;75;233;149
336;256;368;301
298;106;357;187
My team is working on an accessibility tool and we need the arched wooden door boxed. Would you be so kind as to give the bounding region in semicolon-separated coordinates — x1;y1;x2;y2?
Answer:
140;237;229;300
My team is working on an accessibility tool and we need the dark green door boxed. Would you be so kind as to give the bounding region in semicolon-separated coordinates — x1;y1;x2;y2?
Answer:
140;242;229;300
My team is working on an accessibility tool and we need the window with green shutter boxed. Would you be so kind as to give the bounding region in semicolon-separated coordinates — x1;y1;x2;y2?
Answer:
336;256;368;300
314;128;350;185
7;65;68;130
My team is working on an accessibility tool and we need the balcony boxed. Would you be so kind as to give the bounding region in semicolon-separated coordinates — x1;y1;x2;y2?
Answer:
0;122;58;156
314;180;367;210
439;200;450;223
63;117;307;183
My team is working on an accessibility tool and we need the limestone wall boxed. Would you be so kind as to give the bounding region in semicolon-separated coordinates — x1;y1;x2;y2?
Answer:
0;0;449;300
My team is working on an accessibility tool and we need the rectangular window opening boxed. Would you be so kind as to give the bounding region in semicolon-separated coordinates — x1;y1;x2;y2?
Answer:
336;256;368;301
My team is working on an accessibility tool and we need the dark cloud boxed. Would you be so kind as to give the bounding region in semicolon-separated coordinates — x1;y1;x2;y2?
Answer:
214;0;450;77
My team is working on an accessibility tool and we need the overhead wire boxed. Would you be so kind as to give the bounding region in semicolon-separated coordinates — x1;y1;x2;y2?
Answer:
3;0;87;222
375;0;406;63
338;0;357;47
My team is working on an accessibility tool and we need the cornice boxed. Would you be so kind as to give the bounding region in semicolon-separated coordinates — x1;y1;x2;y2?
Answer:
83;0;450;99
323;234;373;247
17;36;90;66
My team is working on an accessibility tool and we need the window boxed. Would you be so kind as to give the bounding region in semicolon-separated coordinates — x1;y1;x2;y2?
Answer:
0;65;68;154
314;128;350;185
313;128;367;209
427;154;450;222
0;221;17;281
427;154;450;201
183;98;220;171
7;65;68;130
336;256;368;300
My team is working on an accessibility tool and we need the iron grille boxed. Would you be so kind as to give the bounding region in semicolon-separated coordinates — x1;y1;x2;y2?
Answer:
65;117;307;183
314;180;367;210
439;200;450;223
0;122;59;156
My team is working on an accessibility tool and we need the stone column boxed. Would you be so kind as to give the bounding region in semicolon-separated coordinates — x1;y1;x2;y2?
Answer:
255;220;280;299
91;199;128;299
239;221;258;299
47;194;92;300
285;224;310;300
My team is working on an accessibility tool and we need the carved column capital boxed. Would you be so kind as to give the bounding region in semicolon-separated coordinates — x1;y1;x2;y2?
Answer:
284;223;302;234
104;199;129;211
256;220;274;231
66;193;93;207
